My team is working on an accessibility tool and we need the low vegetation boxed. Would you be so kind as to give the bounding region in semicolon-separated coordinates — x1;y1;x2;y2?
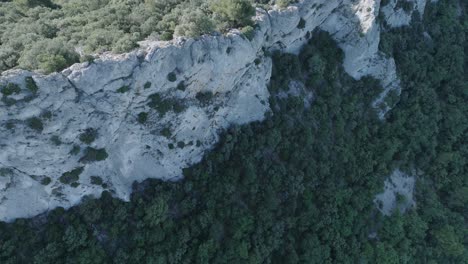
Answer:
0;0;266;73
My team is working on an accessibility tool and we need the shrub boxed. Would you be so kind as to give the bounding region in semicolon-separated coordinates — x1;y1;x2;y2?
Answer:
147;93;175;116
144;82;152;89
26;117;43;132
69;145;81;155
79;128;98;144
177;141;185;148
137;112;148;124
167;72;177;82
59;167;84;184
116;86;131;93
297;18;306;29
176;81;186;91
241;26;255;40
276;0;292;8
161;127;172;138
196;91;214;105
41;177;52;186
50;135;62;145
25;77;38;93
40;110;52;120
1;83;21;96
79;147;109;163
90;176;103;185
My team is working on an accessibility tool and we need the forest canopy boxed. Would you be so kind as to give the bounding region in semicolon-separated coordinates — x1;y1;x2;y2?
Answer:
0;0;293;73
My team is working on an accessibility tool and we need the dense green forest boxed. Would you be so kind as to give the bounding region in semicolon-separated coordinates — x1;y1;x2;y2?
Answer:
0;0;466;263
0;0;293;73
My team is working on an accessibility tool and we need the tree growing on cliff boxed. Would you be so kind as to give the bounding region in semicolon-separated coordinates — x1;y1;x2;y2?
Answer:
210;0;256;29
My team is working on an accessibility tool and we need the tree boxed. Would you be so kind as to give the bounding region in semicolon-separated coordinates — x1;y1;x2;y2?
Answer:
174;9;215;37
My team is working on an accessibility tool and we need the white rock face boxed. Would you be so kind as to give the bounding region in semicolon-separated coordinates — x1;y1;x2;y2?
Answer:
374;170;416;215
0;0;426;221
381;0;427;28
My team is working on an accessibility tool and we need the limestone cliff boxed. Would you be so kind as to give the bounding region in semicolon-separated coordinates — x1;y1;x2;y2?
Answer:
0;0;426;221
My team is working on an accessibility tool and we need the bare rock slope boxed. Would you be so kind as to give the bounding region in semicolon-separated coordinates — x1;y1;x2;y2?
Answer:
0;0;425;221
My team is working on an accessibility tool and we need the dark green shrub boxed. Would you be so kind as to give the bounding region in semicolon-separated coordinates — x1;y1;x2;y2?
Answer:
176;81;186;91
40;110;52;120
41;177;52;185
116;86;131;93
79;147;108;163
161;127;172;138
196;91;213;105
1;83;21;96
69;145;81;155
297;18;306;29
50;135;62;145
79;128;98;144
70;182;80;188
168;143;175;149
25;77;38;93
177;141;185;148
26;117;43;132
137;112;148;124
90;176;103;185
0;168;13;177
59;167;84;184
147;93;173;116
144;82;152;89
173;101;186;113
167;72;177;82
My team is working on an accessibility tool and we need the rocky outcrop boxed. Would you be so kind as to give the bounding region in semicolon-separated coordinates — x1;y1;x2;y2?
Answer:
0;0;427;221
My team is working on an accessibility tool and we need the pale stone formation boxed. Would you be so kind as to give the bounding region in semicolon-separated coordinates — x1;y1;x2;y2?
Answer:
374;170;416;215
0;0;427;221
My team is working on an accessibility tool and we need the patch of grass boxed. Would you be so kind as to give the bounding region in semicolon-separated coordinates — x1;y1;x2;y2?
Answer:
79;147;108;163
144;82;152;89
90;176;103;185
167;72;177;82
0;83;21;96
25;77;38;93
59;167;84;184
137;112;148;124
26;117;43;132
79;128;98;144
116;85;131;93
69;145;81;155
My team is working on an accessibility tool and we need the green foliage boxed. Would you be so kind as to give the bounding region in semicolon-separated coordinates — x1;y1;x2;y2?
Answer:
195;91;213;105
0;0;259;72
59;167;83;184
50;135;61;146
69;145;81;156
241;25;255;40
137;112;148;124
79;128;98;145
210;0;256;28
26;117;43;132
167;72;177;82
24;77;38;93
144;82;152;89
40;177;51;186
147;93;184;116
116;86;130;93
297;18;306;29
90;176;103;186
79;147;108;163
0;83;20;96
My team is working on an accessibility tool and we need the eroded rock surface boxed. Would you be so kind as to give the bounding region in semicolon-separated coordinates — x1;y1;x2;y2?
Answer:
0;0;426;221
